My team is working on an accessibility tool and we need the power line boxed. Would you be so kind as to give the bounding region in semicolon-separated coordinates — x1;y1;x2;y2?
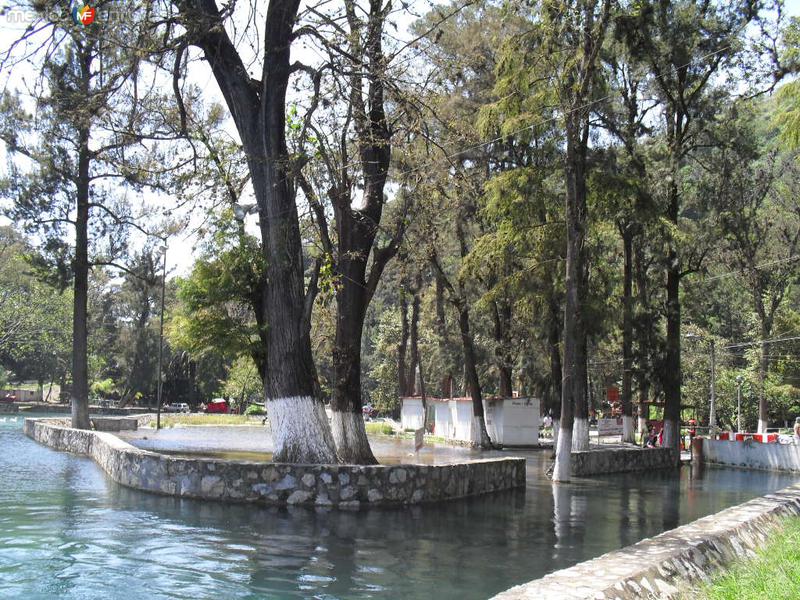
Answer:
696;255;800;284
724;335;800;350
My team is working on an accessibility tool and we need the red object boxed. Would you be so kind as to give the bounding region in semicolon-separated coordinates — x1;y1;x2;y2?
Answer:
733;432;778;443
607;386;620;403
719;432;730;441
205;399;229;414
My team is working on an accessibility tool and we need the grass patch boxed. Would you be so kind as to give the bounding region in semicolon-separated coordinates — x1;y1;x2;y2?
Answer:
147;414;261;427
365;421;396;436
685;516;800;600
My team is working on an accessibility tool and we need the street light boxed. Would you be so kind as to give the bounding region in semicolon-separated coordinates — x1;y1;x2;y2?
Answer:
156;243;167;431
735;374;744;433
686;333;717;436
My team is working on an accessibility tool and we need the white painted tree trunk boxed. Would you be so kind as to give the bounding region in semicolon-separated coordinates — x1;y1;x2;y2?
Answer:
471;415;493;448
622;415;635;444
552;418;560;449
758;419;768;434
552;424;573;482
331;410;376;464
637;415;647;439
267;396;338;464
662;419;679;455
571;417;589;451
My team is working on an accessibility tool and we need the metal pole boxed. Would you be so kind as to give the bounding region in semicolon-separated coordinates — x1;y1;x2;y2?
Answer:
737;379;742;433
709;339;716;436
156;244;167;430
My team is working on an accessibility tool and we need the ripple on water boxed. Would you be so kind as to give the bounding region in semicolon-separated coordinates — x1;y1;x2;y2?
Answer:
3;415;800;599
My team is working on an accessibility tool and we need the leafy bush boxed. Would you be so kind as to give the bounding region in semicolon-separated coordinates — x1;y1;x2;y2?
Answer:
366;421;395;436
244;403;266;416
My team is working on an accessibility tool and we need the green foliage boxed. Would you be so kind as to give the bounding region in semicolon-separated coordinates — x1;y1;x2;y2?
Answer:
244;403;266;416
168;218;266;372
0;228;72;386
365;421;395;436
221;356;264;409
367;309;403;415
90;378;117;398
685;516;800;600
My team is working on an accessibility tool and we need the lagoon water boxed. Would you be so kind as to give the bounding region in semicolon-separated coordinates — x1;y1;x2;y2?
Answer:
1;414;797;599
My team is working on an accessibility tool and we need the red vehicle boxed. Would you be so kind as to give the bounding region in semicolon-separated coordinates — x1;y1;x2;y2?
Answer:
205;398;230;414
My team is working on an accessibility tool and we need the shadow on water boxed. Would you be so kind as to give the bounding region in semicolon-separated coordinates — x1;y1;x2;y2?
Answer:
2;416;799;599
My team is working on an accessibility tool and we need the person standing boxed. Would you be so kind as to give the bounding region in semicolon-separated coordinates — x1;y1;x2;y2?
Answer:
793;417;800;445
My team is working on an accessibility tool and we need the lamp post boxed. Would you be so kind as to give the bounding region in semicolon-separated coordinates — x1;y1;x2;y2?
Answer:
736;374;744;433
156;243;167;430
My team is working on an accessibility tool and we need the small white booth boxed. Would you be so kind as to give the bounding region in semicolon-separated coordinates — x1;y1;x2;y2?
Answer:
400;396;426;430
450;397;476;442
484;397;541;446
431;398;454;438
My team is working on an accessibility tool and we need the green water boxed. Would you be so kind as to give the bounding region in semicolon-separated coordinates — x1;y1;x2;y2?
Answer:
1;415;797;599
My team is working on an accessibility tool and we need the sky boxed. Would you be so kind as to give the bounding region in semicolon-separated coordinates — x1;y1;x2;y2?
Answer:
0;0;799;279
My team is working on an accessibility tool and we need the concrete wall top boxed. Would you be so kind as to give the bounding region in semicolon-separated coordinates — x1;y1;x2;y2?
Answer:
25;417;526;510
493;482;800;599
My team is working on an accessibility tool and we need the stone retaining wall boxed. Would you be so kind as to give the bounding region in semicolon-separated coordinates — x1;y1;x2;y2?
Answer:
24;418;525;509
571;447;675;476
704;438;800;473
493;482;800;599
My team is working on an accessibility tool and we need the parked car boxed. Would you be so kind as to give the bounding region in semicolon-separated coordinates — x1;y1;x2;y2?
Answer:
165;402;191;413
205;398;229;414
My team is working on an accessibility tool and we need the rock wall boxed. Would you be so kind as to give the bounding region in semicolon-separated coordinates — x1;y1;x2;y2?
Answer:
493;482;800;599
704;438;800;473
571;447;675;476
24;418;525;509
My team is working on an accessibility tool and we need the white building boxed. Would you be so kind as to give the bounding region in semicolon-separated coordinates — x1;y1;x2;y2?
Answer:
433;396;541;446
400;396;426;430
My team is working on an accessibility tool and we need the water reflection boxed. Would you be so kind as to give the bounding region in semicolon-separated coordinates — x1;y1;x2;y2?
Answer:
2;416;799;599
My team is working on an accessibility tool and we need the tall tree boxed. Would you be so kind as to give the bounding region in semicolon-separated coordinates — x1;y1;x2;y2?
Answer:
0;1;168;428
176;0;339;462
497;0;612;481
619;0;759;454
296;0;408;463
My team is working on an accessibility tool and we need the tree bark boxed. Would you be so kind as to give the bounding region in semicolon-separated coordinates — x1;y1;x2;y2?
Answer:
554;117;588;480
71;125;91;430
181;0;337;463
398;283;409;396
491;298;514;397
458;304;492;448
634;242;651;437
621;226;635;443
408;280;422;395
662;145;682;463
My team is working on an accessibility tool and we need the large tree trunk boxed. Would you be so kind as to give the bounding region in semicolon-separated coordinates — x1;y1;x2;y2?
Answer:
458;304;492;448
331;267;377;464
259;2;337;464
662;155;682;463
398;285;410;396
554;123;588;481
491;298;514;397
634;242;651;437
182;0;338;463
621;227;635;443
408;282;422;395
71;130;91;430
